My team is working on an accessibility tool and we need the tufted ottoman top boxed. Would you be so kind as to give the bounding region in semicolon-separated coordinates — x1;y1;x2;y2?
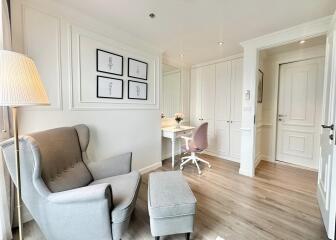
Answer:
148;171;197;219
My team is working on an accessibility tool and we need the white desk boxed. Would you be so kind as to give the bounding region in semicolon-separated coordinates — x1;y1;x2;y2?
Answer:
161;126;195;168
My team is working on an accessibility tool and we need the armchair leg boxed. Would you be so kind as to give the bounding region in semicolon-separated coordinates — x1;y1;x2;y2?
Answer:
185;232;191;240
155;237;160;240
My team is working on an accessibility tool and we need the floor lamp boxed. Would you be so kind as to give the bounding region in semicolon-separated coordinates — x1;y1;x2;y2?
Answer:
0;50;49;240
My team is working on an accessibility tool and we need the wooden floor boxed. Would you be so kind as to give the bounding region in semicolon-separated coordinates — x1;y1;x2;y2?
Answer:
16;154;327;240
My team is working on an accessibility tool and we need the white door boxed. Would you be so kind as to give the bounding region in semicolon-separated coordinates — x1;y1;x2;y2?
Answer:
201;65;216;151
215;61;231;156
276;58;324;169
230;58;243;159
318;13;336;240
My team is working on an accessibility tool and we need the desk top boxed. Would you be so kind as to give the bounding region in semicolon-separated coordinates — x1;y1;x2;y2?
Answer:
161;125;195;133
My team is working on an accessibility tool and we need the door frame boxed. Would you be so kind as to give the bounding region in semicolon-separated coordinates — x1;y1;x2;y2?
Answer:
239;16;332;177
271;54;326;166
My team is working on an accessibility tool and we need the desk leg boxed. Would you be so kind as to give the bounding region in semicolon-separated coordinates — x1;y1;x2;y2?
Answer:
171;138;176;168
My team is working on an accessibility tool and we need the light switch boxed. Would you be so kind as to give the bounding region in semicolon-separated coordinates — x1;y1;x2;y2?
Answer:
244;90;250;101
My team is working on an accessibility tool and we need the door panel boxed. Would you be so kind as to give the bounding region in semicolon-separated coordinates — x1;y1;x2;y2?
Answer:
190;68;202;126
215;61;231;155
277;58;324;169
215;120;230;156
230;121;241;159
230;59;243;160
317;13;336;240
215;61;231;121
231;58;243;122
201;65;216;120
201;65;216;151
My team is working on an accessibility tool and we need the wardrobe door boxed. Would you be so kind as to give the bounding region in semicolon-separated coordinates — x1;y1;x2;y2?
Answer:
190;67;202;126
215;61;231;156
229;58;243;160
201;65;216;151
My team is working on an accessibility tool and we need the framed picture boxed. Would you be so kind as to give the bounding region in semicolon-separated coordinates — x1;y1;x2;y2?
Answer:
128;58;148;80
97;76;123;99
128;80;148;100
257;69;264;103
96;49;123;76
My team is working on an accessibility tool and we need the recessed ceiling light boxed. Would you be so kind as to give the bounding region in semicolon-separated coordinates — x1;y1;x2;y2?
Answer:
299;40;306;44
180;53;184;58
149;13;156;19
218;41;224;46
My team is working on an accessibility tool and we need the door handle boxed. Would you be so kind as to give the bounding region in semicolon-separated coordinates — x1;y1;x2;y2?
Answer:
329;134;334;141
278;114;287;117
321;124;334;130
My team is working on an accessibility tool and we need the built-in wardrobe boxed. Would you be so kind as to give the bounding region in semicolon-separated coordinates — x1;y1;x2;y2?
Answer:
190;57;243;162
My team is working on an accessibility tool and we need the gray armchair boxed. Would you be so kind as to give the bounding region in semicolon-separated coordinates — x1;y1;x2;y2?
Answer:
0;124;141;240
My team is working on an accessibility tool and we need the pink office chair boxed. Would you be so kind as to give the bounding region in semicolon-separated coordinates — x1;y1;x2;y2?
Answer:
180;122;211;174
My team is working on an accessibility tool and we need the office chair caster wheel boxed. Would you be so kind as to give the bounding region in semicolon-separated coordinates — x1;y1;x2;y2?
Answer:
180;166;183;170
208;164;212;168
198;171;202;175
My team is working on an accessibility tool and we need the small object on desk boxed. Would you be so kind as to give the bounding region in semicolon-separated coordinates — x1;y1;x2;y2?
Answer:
162;125;195;168
174;112;184;129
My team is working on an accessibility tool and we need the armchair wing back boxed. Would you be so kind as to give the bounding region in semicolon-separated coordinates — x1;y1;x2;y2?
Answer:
1;124;141;240
29;126;93;192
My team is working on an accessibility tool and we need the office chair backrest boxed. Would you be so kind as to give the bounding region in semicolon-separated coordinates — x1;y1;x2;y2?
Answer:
193;122;208;151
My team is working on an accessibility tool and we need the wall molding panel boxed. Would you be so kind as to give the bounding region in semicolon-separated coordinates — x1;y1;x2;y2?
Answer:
21;4;63;110
70;25;160;110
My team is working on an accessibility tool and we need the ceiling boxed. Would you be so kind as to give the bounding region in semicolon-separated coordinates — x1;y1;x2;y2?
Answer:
56;0;336;65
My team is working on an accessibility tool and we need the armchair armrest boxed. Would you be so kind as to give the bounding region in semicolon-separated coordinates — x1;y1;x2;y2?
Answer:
46;183;113;239
181;136;192;151
47;183;112;204
87;152;132;180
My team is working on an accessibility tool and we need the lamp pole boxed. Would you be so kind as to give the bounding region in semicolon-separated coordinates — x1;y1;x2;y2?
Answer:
12;107;23;240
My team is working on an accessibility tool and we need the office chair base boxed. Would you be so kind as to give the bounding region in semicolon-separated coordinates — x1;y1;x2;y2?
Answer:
180;153;211;175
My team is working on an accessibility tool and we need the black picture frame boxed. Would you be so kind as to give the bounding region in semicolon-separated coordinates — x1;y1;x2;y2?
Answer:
97;76;124;99
128;80;148;100
127;58;148;80
96;49;123;76
257;69;264;103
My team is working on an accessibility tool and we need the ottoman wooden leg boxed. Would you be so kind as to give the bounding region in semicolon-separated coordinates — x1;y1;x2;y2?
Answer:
185;232;191;240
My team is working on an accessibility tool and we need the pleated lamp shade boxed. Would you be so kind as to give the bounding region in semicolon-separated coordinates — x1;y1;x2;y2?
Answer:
0;50;49;106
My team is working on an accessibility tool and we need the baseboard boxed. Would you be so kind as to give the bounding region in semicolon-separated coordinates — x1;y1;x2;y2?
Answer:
254;154;262;168
203;150;240;163
275;160;318;172
239;167;254;177
139;161;162;175
161;150;181;161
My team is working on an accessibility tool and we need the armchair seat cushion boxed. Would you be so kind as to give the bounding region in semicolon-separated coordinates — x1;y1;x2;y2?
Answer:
90;170;141;223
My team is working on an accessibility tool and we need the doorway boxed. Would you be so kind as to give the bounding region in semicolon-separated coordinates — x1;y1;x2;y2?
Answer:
276;57;324;169
254;35;326;171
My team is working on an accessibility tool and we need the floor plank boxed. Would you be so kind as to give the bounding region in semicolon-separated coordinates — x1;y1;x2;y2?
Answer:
14;155;327;240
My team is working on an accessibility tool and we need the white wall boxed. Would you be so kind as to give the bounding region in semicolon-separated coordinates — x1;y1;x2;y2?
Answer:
255;44;326;165
11;0;162;171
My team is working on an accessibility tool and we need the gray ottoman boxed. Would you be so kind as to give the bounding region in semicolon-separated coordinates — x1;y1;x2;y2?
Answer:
148;171;197;240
